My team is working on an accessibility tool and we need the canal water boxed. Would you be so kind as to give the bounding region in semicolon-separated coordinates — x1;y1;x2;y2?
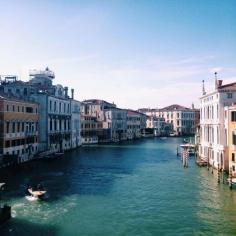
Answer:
1;137;236;235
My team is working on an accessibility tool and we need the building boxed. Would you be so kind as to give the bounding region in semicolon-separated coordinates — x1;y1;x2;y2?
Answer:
0;68;79;155
81;100;129;143
104;108;127;142
126;110;141;139
81;99;116;121
0;93;39;163
71;97;81;148
225;105;236;175
80;115;104;144
198;74;236;170
139;105;199;136
146;116;166;136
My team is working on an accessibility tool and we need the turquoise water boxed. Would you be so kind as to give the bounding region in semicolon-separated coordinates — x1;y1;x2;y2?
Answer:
1;137;236;235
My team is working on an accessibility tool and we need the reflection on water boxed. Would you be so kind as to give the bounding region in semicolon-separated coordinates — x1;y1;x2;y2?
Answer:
1;137;236;235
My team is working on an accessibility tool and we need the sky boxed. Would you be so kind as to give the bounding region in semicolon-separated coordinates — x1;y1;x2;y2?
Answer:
0;0;235;109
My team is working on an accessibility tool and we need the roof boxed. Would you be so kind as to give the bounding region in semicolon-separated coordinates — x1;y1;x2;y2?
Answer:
0;92;38;105
159;104;190;111
219;82;236;90
82;99;115;105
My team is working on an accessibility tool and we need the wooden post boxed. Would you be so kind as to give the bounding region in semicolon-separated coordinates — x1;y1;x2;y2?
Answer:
229;167;232;190
217;163;220;184
207;155;209;171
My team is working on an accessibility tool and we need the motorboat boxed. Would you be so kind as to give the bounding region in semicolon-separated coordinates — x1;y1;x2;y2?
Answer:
25;184;47;201
180;143;195;156
27;188;47;197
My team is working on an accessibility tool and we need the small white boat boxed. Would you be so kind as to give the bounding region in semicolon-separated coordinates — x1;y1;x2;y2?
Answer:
28;188;47;197
25;195;38;201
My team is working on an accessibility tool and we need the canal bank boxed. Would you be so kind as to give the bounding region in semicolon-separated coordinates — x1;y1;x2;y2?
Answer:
1;137;236;235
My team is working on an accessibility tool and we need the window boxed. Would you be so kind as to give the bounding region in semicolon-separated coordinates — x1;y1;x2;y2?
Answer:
50;119;52;131
54;101;57;112
22;122;25;132
12;122;15;133
17;122;20;132
232;153;235;162
5;141;10;148
12;105;15;112
22;106;24;112
231;111;236;122
7;105;9;111
233;166;235;171
227;93;233;99
26;107;33;113
6;122;10;133
233;131;236;145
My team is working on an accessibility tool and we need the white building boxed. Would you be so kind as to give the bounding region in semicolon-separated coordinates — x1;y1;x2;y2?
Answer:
146;116;166;136
104;108;127;142
126;110;141;139
71;96;81;148
139;104;199;136
199;74;236;170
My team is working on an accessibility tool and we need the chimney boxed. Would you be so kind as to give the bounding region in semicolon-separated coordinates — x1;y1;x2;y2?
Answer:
215;72;218;90
71;88;74;99
217;80;223;88
214;72;223;89
202;80;206;95
64;87;68;98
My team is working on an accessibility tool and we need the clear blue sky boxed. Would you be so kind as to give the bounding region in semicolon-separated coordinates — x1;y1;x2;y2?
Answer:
0;0;235;109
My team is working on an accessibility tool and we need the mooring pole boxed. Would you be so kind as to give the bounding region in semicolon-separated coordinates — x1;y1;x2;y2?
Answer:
217;163;220;184
229;167;233;190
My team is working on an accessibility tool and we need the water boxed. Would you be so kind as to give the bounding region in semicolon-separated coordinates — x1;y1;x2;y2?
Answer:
1;137;236;235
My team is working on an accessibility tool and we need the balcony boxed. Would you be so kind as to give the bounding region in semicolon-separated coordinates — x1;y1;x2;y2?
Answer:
25;131;38;137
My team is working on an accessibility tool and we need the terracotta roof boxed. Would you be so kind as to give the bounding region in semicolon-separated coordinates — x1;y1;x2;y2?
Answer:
219;82;236;89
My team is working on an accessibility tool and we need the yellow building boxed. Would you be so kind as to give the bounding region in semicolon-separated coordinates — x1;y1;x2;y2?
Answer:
228;105;236;176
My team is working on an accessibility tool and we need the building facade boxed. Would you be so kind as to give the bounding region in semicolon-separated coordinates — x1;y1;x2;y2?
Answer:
126;110;141;139
226;105;236;176
139;105;199;136
146;116;167;136
198;75;236;170
104;108;127;142
0;94;39;163
0;68;79;156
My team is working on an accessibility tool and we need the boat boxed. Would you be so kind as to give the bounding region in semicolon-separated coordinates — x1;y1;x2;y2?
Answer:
183;138;190;143
25;183;47;201
179;143;195;156
27;188;47;197
0;183;11;225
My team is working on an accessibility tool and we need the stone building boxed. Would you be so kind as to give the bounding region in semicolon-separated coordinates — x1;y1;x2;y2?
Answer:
139;104;199;136
198;74;236;170
126;110;142;139
0;93;39;163
0;68;80;155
